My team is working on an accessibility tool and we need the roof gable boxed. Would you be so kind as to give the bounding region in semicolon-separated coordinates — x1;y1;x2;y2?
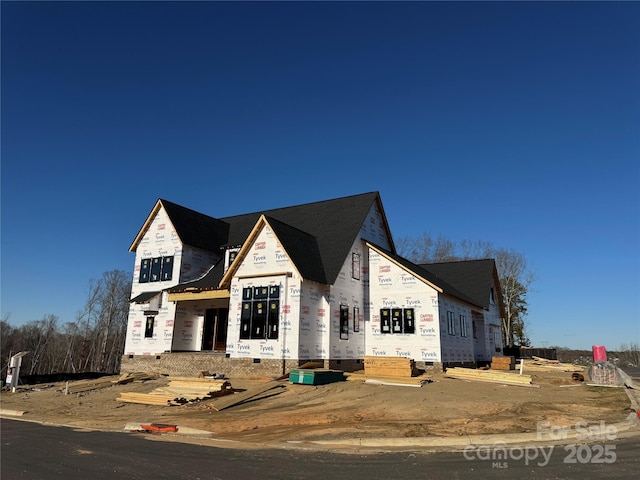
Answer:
367;243;484;309
219;215;327;286
220;191;387;285
130;199;229;252
263;216;327;283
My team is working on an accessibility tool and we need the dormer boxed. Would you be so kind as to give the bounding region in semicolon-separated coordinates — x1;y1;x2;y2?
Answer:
223;245;242;273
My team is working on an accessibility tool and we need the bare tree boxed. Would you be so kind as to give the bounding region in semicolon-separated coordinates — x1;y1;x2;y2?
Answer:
22;315;58;374
396;233;535;347
432;235;456;262
77;278;103;371
396;233;434;263
1;316;16;377
494;248;535;347
94;270;131;372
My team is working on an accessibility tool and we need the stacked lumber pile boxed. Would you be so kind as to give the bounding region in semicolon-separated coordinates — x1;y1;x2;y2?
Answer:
445;367;538;388
117;376;232;406
491;356;516;371
63;372;157;394
364;356;418;378
524;356;585;372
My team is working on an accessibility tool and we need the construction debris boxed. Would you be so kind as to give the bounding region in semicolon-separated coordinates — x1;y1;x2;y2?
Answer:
63;372;157;395
523;357;585;372
345;371;431;386
116;376;232;406
445;367;539;388
572;372;585;382
588;362;621;387
139;423;178;433
363;379;424;388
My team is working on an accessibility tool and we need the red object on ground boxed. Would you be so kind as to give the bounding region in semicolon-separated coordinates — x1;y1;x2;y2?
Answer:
140;424;178;433
592;345;607;363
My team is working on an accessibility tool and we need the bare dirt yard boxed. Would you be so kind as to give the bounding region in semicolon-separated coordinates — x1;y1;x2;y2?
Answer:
1;365;633;448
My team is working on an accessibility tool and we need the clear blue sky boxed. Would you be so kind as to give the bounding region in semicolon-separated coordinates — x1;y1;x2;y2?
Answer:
2;1;638;351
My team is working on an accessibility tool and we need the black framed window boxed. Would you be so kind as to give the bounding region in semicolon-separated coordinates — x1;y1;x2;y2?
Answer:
240;302;251;339
240;285;281;340
353;306;360;332
403;308;415;334
139;256;174;283
460;315;468;337
267;300;279;339
150;257;162;282
251;301;266;338
352;253;360;280
161;256;173;281
139;258;151;283
340;304;349;340
391;308;403;333
144;316;155;338
447;311;456;335
379;308;416;334
253;286;268;299
380;308;391;334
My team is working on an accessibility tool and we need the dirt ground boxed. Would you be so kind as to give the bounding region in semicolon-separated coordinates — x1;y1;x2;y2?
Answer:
0;366;633;447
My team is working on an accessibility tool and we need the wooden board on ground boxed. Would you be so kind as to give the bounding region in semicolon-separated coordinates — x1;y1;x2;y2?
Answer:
64;372;158;394
445;367;539;388
205;380;287;411
345;371;431;386
523;359;585;372
531;356;560;364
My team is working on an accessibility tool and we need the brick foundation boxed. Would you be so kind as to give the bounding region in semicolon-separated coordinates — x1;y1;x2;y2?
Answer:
120;354;364;378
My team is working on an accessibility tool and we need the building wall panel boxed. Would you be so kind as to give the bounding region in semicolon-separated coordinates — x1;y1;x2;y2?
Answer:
227;225;298;360
367;249;442;362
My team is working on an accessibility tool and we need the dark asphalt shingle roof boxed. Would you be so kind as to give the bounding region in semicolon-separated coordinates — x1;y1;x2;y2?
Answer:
129;291;162;303
166;192;383;292
419;259;498;310
160;199;230;252
263;215;327;283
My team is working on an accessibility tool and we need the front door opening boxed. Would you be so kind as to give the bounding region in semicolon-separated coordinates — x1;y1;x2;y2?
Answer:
202;308;229;352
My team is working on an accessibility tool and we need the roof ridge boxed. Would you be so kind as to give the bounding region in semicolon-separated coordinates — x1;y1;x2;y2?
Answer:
422;258;495;265
220;191;379;220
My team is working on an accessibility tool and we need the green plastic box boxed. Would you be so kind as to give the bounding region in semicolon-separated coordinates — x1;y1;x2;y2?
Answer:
289;369;345;385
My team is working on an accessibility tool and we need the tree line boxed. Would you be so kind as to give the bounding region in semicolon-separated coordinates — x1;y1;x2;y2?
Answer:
396;233;535;347
1;270;131;379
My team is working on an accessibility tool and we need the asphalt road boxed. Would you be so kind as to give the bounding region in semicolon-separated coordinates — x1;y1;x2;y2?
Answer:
2;419;639;480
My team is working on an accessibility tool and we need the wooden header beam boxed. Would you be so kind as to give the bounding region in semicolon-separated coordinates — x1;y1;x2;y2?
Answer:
167;290;230;302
